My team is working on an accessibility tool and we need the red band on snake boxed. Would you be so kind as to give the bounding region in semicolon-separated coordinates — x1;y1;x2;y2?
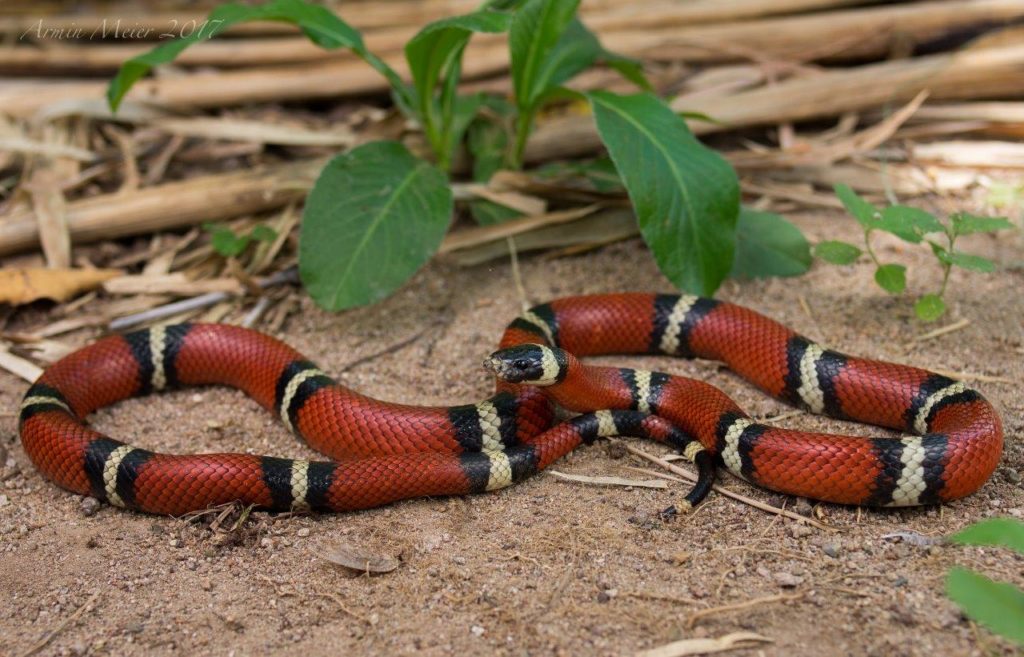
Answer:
18;293;1002;515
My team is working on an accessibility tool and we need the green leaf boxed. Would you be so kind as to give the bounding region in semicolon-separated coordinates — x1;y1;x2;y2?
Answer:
108;0;405;111
914;294;946;321
946;567;1024;645
509;0;582;112
208;227;248;257
834;183;881;230
935;249;997;272
404;9;512;167
877;205;945;243
874;263;906;294
588;91;740;296
813;240;862;265
731;208;811;279
250;225;278;243
298;142;452;310
951;212;1015;236
951;518;1024;554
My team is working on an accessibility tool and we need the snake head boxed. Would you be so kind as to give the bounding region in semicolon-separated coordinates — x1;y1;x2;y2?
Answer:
483;344;567;386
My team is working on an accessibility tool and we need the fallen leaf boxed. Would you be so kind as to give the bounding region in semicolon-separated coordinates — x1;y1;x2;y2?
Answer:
636;632;772;657
0;268;122;306
320;542;399;574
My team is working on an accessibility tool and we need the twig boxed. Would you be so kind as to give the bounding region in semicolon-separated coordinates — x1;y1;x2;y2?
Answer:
925;368;1014;385
108;268;298;331
241;296;274;329
0;344;43;383
338;327;431;373
686;592;804;629
19;590;101;657
316;593;372;625
915;318;970;341
616;441;832;531
507;237;530;313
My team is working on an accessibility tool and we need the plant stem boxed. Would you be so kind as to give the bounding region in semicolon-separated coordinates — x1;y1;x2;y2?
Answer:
862;229;882;267
510;111;533;170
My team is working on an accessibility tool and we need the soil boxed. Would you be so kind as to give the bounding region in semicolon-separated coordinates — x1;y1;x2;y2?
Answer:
1;211;1022;657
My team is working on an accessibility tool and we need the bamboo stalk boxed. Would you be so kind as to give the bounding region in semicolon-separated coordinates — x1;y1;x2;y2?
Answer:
524;42;1024;162
0;159;325;257
2;0;1020;115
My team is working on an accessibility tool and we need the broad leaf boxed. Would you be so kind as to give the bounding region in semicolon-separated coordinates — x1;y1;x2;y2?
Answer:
878;206;945;243
299;142;452;310
874;263;906;294
946;568;1024;645
509;0;582;112
935;249;996;272
834;183;880;230
951;518;1024;554
914;294;946;321
108;0;405;111
731;208;811;279
589;91;739;295
814;240;862;265
951;212;1015;236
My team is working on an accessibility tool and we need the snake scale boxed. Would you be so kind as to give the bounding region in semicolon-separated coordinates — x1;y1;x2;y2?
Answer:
18;293;1002;515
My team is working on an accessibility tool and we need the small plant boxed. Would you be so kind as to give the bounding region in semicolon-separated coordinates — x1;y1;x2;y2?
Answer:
946;517;1024;646
814;184;1014;321
108;0;809;311
203;223;277;258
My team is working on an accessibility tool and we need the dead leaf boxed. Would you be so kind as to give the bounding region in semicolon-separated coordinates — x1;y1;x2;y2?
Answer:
0;268;122;306
547;470;668;489
320;542;399;574
636;632;772;657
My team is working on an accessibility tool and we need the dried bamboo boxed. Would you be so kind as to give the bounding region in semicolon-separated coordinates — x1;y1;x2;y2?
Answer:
0;159;325;257
3;0;1021;115
524;42;1024;162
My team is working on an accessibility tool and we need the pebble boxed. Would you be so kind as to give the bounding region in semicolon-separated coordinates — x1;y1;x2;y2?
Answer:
0;494;8;507
774;572;803;588
296;528;310;538
823;543;841;558
1004;469;1022;484
470;625;485;637
788;524;812;539
169;538;181;548
80;497;100;517
792;498;813;516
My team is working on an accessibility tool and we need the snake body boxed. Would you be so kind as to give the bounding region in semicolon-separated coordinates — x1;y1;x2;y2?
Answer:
18;293;1002;515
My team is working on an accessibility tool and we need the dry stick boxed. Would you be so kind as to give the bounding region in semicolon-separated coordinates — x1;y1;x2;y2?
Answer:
0;0;867;72
338;327;432;373
19;590;102;657
108;268;298;331
0;158;324;257
916;318;971;342
524;40;1024;163
4;0;1023;116
686;592;804;629
616;441;832;531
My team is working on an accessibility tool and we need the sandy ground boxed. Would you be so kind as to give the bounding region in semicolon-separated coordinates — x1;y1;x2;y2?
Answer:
1;211;1022;657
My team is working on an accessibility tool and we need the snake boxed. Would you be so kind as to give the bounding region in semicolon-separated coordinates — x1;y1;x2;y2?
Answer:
18;293;1002;515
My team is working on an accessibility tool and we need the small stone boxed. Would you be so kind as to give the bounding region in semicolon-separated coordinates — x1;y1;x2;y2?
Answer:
792;498;813;516
296;528;310;538
80;497;101;517
0;494;8;507
671;551;691;566
470;625;485;637
169;538;181;548
774;572;803;588
452;555;467;565
200;579;212;591
605;442;628;460
1004;469;1022;484
788;524;812;539
596;591;611;603
823;543;840;558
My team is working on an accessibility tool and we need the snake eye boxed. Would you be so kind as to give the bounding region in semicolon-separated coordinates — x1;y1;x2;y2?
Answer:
513;359;532;370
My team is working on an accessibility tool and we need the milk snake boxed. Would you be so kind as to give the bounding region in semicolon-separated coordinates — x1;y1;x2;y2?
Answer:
18;293;1002;515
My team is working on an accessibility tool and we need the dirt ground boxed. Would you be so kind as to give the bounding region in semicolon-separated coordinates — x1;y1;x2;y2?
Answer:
1;211;1022;657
